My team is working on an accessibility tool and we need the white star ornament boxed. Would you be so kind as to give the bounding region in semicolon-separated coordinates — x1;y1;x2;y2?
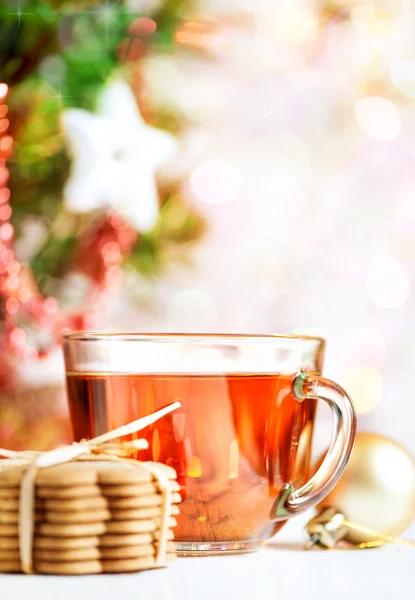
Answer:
62;80;177;232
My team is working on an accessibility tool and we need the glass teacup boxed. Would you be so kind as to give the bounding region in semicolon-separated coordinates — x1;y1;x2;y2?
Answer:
63;333;356;555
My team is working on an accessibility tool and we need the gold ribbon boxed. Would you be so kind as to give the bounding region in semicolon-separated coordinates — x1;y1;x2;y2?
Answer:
0;401;181;573
342;520;415;549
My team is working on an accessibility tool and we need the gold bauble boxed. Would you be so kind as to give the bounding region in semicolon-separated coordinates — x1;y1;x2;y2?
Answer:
317;432;415;544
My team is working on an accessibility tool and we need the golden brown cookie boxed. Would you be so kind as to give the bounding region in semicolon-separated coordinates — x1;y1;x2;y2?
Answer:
143;462;177;480
37;485;102;499
99;541;175;559
109;504;179;520
0;561;21;573
99;532;153;547
153;529;175;541
95;462;154;485
0;511;42;524
0;548;20;560
0;459;176;488
34;560;102;575
0;537;19;550
33;547;101;562
101;480;180;498
0;462;97;488
101;553;176;573
33;543;169;562
107;492;181;508
36;522;107;537
103;517;176;535
33;536;100;550
0;498;44;511
44;509;111;524
100;483;158;498
98;544;155;559
0;488;19;499
0;523;18;536
43;496;108;512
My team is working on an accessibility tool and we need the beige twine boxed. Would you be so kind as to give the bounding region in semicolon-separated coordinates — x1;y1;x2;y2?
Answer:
0;401;181;574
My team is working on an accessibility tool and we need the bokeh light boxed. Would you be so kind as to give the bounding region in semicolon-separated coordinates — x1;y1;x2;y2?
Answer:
365;257;410;309
355;97;401;139
38;56;67;86
166;289;217;330
5;297;19;315
0;223;13;241
390;60;415;100
128;17;157;36
346;325;387;369
341;366;383;415
189;159;243;205
389;194;415;260
229;439;239;479
271;9;318;44
351;6;396;38
254;175;306;222
179;80;229;121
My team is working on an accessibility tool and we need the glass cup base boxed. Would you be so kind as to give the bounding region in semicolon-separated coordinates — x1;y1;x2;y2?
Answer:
175;540;262;556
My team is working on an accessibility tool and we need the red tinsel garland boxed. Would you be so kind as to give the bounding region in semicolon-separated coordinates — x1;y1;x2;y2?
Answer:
0;83;137;366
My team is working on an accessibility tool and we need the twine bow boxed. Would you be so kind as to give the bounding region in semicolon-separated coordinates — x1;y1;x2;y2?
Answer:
0;401;181;574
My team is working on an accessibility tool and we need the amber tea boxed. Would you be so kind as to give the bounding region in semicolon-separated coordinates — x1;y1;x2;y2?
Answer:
67;371;316;545
63;333;356;555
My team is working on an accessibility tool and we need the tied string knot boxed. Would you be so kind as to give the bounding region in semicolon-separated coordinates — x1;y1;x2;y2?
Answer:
79;439;149;459
0;402;181;574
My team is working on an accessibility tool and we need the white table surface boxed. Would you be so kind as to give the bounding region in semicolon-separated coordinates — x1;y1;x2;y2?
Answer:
2;512;415;600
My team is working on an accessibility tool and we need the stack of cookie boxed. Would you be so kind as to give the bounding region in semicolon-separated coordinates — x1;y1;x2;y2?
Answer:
0;459;181;574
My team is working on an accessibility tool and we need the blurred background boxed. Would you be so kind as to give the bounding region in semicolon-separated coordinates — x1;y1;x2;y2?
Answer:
0;0;414;452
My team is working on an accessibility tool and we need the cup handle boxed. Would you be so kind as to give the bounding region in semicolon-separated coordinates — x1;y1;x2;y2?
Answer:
272;371;357;519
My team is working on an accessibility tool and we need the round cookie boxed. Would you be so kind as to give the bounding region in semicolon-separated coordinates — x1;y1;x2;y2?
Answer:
106;492;181;509
110;504;179;520
43;496;108;512
0;488;19;499
34;560;102;575
102;480;180;498
153;529;175;541
99;541;175;559
0;537;19;550
0;462;98;488
98;544;155;559
36;485;102;499
101;553;176;573
34;547;101;562
143;462;178;480
103;517;176;535
0;498;43;511
0;561;21;573
99;532;153;547
36;463;97;487
33;536;99;550
44;509;111;524
36;522;107;537
100;483;157;498
0;549;20;560
0;523;18;536
95;462;153;486
104;519;157;534
0;511;42;524
102;556;157;572
107;495;163;509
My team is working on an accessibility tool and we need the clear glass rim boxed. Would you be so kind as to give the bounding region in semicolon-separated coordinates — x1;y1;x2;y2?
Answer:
62;332;325;346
